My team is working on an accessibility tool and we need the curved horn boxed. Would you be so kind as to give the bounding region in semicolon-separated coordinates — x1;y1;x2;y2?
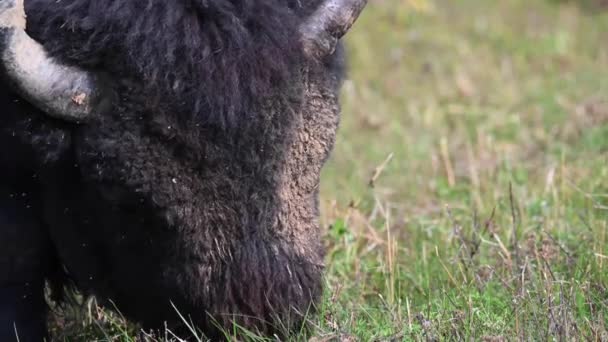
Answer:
299;0;368;59
0;0;107;122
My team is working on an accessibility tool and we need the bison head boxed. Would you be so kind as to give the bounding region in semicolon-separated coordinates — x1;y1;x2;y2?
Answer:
0;0;367;337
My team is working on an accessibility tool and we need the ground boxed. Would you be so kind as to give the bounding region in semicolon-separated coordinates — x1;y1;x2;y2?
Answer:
48;0;608;340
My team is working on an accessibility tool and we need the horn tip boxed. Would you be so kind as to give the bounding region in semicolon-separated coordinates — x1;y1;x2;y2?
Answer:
300;0;368;59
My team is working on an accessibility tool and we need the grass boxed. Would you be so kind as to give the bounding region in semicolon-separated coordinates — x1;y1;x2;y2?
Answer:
48;0;608;340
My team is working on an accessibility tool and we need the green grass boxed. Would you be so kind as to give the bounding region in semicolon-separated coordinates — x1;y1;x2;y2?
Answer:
49;0;608;340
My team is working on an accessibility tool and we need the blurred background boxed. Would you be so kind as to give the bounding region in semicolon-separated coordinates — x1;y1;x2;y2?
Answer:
317;0;608;339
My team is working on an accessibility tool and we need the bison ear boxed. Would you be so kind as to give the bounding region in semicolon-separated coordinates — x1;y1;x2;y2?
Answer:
0;0;108;122
299;0;368;60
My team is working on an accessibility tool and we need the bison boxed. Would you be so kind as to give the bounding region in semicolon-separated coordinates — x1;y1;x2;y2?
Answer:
0;0;366;340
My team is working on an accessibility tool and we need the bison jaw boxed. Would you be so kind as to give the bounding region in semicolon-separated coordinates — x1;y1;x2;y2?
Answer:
300;0;368;59
0;0;106;122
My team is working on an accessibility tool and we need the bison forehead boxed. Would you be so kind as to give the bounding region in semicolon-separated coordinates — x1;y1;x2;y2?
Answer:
74;66;339;226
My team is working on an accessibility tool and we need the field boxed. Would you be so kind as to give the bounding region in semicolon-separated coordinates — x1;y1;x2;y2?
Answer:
51;0;608;340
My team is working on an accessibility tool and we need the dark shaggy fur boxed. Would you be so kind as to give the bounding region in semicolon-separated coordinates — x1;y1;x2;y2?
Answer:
26;0;313;129
0;0;346;339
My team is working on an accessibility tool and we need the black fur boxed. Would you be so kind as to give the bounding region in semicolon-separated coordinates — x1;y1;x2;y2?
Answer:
25;0;314;129
0;0;346;339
